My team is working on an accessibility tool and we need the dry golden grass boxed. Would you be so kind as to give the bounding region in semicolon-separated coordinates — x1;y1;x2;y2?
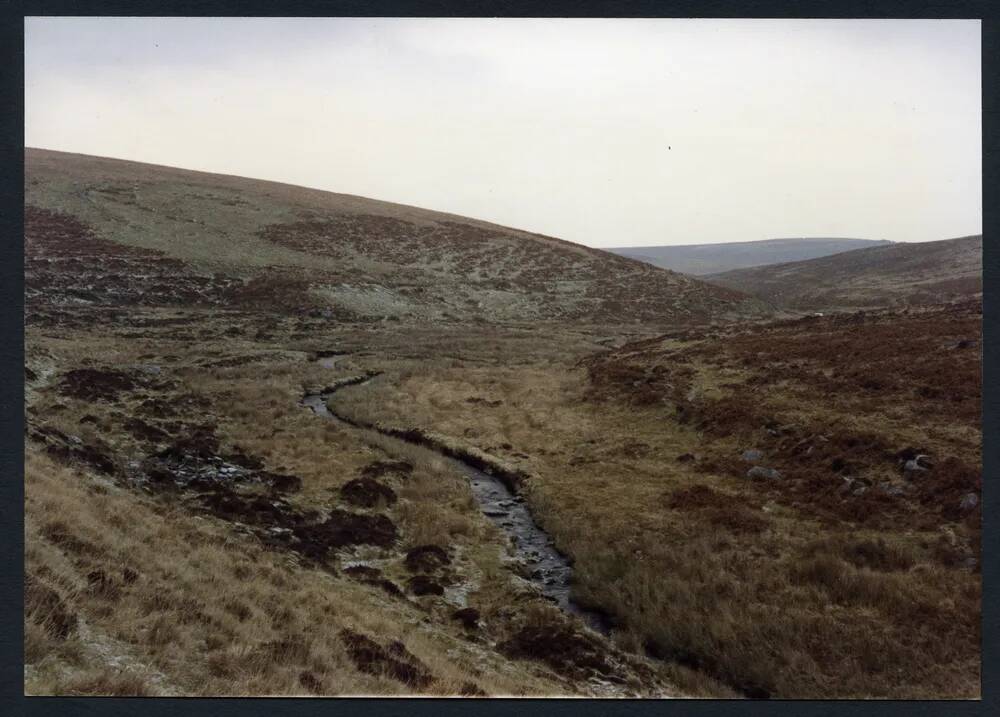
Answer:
323;320;981;699
25;314;681;697
24;438;577;696
27;297;979;698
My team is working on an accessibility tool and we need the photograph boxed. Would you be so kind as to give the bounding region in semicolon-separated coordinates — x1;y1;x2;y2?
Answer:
22;16;982;698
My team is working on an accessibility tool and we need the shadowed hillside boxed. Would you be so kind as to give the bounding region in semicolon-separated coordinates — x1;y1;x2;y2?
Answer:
25;149;767;326
704;236;982;312
608;238;891;275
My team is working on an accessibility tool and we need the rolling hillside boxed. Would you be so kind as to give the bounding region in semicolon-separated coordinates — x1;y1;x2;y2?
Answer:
25;149;767;326
608;238;891;275
704;235;982;311
23;148;981;698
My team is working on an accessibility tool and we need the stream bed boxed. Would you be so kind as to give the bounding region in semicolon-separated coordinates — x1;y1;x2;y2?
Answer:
302;379;610;633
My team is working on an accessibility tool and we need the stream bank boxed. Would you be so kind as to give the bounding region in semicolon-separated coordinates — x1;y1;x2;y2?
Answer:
302;376;610;633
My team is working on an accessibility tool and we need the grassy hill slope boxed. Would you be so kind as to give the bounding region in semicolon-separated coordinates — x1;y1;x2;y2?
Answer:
704;235;982;311
26;148;766;326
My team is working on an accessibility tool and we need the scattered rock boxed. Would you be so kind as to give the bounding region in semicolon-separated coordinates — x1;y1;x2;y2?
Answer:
902;455;932;477
746;466;781;481
676;453;696;463
741;449;764;463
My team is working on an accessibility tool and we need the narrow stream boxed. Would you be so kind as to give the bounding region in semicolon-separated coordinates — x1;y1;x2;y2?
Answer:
302;371;610;634
301;362;774;697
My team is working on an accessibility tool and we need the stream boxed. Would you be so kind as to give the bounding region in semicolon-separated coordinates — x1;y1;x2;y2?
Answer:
302;368;610;634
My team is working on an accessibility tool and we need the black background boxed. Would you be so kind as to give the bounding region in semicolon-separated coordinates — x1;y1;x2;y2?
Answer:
1;2;996;716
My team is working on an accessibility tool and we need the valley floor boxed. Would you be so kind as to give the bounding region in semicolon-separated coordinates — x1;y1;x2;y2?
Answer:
24;301;981;698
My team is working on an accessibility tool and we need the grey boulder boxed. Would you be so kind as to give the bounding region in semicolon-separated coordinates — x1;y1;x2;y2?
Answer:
959;493;979;512
747;466;782;481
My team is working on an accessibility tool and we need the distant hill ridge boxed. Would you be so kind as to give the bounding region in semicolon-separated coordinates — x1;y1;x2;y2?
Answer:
608;237;892;275
703;235;982;312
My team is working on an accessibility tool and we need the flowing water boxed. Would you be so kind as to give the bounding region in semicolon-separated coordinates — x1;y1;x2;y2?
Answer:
302;376;610;633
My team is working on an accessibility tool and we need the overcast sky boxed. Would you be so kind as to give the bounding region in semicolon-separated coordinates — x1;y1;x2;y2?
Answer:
25;17;981;247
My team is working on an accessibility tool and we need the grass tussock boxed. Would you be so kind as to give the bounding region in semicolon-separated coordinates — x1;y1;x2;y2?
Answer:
330;312;981;698
23;436;567;696
25;295;978;698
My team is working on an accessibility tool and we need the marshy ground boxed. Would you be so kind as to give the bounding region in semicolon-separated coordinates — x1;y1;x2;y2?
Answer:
25;300;981;698
23;149;982;698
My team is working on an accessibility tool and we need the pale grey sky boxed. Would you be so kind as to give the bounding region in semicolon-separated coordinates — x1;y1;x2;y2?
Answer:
25;17;982;247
